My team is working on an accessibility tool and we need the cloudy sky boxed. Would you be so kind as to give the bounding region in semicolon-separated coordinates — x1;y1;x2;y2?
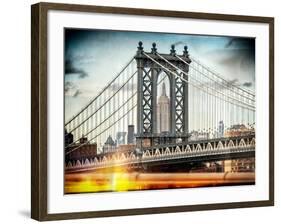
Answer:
64;29;255;121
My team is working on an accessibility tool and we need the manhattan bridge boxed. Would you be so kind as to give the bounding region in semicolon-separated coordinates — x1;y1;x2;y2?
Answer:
64;42;255;173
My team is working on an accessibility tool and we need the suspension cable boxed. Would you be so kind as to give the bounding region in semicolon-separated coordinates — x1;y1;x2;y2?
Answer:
66;91;137;148
190;56;255;97
65;57;135;125
65;72;168;152
156;52;255;109
66;70;137;136
143;52;255;111
66;103;137;155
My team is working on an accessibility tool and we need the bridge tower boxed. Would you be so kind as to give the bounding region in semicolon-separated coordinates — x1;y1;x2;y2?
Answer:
135;42;192;148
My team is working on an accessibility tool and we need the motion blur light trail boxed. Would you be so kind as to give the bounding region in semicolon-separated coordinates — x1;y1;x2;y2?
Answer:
64;172;255;194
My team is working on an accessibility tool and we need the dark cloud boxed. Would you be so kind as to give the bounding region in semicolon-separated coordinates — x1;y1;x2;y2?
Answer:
64;81;75;93
227;78;239;86
218;49;255;68
243;82;252;87
223;38;255;71
65;81;84;98
207;38;256;86
70;54;95;66
225;38;255;51
65;59;88;78
226;79;253;88
171;41;189;53
173;41;186;47
230;79;253;88
73;90;83;97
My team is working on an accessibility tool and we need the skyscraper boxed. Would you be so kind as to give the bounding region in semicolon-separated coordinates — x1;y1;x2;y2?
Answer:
116;132;126;145
157;82;170;133
64;129;73;145
218;120;224;138
127;125;135;144
102;135;116;153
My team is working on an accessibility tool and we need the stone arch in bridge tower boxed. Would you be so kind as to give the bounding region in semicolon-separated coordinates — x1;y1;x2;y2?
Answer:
135;42;191;148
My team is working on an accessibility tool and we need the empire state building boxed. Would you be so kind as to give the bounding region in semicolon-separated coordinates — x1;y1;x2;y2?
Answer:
157;82;170;133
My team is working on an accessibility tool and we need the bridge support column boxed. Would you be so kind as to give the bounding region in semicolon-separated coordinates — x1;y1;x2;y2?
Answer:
137;56;144;137
182;46;190;142
152;67;158;136
183;72;189;142
170;74;176;136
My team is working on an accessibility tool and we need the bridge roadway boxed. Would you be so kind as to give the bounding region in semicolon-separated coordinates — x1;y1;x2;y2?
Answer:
65;134;255;173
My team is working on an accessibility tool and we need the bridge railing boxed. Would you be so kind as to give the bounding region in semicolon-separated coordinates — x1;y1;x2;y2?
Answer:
65;135;255;171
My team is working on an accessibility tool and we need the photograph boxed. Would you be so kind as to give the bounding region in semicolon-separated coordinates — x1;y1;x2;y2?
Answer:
63;29;256;194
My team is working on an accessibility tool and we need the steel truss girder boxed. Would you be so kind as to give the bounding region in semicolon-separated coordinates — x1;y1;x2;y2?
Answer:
175;74;185;133
142;68;153;133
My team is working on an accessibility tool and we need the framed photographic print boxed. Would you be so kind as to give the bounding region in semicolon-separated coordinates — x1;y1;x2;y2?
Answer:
31;2;274;221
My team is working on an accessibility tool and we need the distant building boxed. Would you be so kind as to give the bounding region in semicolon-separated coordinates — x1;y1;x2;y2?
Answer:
141;138;151;148
218;120;224;138
79;135;87;144
117;144;136;152
103;135;117;153
65;129;73;145
224;158;255;173
224;160;231;172
225;124;254;137
189;130;209;141
127;125;135;144
223;123;255;172
116;132;126;145
157;82;170;133
65;136;97;163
